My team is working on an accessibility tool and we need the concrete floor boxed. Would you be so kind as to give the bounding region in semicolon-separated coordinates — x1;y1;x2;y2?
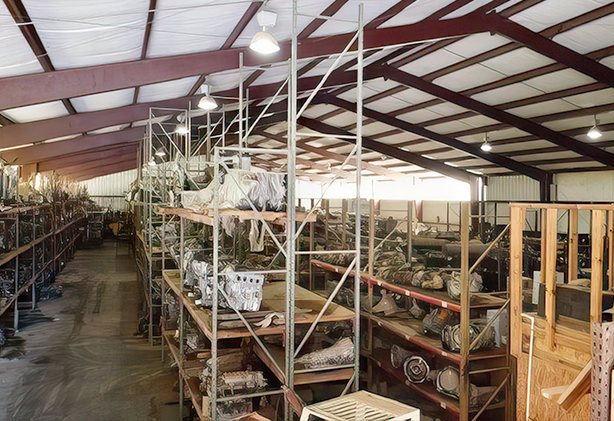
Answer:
0;241;178;421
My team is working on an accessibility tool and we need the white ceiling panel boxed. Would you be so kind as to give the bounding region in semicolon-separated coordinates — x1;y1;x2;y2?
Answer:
207;70;250;94
524;69;597;93
542;115;596;132
428;120;478;134
444;33;510;60
553;13;614;54
0;2;44;77
397;109;442;124
2;101;68;123
434;64;504;91
147;0;249;58
491;140;552;153
425;102;469;118
137;76;200;103
516;150;581;162
564;88;614;108
368;95;416;114
480;47;555;77
300;56;356;78
381;0;457;27
471;83;544;106
399;49;467;77
251;63;289;86
443;0;497;19
23;0;148;69
310;0;400;37
510;0;604;33
71;88;135;112
508;99;579;119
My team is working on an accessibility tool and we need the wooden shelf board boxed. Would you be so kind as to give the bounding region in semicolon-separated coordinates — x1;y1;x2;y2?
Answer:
163;207;315;226
312;260;507;311
163;331;207;421
163;270;354;341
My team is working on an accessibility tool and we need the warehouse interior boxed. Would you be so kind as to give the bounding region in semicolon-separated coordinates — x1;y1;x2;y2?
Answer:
2;0;614;420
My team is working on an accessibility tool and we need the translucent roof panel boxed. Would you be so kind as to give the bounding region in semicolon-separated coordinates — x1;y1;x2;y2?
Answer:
137;76;200;103
553;14;614;55
2;101;68;123
23;0;149;69
310;0;401;38
0;2;44;77
146;0;251;58
510;0;605;33
71;89;135;113
380;0;457;27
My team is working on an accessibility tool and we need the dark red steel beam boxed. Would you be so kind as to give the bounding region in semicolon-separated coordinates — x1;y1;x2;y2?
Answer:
0;68;382;149
0;127;144;164
38;144;138;172
490;11;614;88
0;13;492;110
324;95;550;182
383;66;614;168
297;117;477;183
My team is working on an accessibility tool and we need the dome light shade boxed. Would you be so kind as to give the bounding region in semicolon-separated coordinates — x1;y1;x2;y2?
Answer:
588;126;602;139
175;124;188;135
480;142;492;152
250;30;280;54
198;94;218;110
588;115;602;139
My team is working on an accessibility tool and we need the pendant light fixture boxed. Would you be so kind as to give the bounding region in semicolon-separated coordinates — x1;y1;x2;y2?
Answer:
588;115;602;139
250;11;280;55
175;124;188;135
480;133;492;152
198;84;218;110
155;148;166;157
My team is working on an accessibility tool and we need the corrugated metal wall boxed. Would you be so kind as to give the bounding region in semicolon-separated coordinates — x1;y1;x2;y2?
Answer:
486;175;540;201
82;169;137;211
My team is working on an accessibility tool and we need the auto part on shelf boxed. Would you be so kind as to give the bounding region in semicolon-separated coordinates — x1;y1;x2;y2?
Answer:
295;337;354;369
403;355;430;384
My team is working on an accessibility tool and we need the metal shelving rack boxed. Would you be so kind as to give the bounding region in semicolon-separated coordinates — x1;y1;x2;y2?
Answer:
155;2;366;420
0;202;86;330
312;202;512;421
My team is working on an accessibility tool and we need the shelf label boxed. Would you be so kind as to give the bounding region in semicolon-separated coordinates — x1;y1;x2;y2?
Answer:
404;290;410;296
405;380;410;386
442;302;448;308
441;402;446;409
405;335;411;341
442;351;448;357
377;281;382;287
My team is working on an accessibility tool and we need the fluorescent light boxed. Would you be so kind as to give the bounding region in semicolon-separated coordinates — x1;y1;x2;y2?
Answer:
175;124;188;135
250;30;280;54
